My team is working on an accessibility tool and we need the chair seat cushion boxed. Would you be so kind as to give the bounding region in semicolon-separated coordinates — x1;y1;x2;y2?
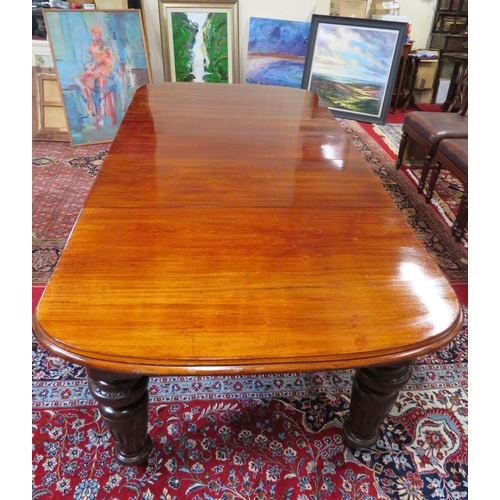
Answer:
404;112;468;145
437;138;468;176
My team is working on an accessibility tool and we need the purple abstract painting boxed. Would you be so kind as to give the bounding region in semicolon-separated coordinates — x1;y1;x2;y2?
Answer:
246;17;310;88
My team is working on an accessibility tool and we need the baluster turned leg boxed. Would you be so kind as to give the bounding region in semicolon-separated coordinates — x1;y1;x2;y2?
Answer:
425;160;442;203
343;363;412;449
401;58;422;112
395;131;408;170
418;153;435;194
87;368;153;466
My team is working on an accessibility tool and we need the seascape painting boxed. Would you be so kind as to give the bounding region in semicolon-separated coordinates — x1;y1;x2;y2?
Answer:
160;1;239;83
44;10;151;146
302;15;407;125
246;17;310;88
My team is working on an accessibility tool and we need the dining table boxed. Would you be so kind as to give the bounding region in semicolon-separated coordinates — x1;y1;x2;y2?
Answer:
32;82;463;466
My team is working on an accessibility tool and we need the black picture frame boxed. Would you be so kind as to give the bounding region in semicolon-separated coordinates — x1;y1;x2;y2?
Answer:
301;15;408;125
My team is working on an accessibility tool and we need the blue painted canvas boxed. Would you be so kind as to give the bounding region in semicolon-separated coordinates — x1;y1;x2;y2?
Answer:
246;17;310;88
44;10;151;146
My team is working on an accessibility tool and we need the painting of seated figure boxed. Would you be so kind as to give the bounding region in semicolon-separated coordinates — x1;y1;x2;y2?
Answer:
43;9;151;146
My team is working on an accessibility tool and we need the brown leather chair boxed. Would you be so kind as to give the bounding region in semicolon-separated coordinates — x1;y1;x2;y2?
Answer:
395;91;468;196
426;138;468;241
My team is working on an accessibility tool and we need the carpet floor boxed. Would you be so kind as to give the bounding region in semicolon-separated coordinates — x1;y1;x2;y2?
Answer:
32;111;468;499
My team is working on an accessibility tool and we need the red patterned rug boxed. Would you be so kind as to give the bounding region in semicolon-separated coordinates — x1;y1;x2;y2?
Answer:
32;116;467;499
32;142;110;284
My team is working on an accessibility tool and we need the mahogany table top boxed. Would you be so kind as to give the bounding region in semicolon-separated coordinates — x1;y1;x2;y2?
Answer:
33;83;463;376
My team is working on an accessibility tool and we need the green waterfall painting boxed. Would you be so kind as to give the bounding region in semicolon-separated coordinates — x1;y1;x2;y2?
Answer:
171;12;229;83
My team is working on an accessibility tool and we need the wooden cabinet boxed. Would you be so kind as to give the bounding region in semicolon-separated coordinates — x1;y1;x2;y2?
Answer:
431;0;468;35
32;66;69;141
429;0;468;103
430;33;468;53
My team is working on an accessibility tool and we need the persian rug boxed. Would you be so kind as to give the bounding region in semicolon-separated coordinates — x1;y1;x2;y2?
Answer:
32;120;468;499
32;141;110;284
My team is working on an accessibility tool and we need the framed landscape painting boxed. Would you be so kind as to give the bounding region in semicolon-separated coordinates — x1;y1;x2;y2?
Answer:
302;15;407;125
246;17;310;89
159;0;239;83
43;9;151;146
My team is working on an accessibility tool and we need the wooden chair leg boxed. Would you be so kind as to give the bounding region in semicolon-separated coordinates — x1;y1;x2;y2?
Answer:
417;153;434;194
395;131;408;170
452;192;468;241
425;161;442;203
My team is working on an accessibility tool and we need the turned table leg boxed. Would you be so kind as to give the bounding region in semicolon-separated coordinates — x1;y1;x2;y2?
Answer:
87;368;153;466
343;362;412;449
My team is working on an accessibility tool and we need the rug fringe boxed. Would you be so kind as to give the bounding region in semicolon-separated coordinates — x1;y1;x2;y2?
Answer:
371;124;401;155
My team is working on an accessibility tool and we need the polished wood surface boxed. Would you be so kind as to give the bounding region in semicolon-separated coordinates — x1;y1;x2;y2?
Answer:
34;83;463;375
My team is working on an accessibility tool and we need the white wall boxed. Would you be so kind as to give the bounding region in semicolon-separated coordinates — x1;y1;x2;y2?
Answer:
142;0;164;82
390;0;437;49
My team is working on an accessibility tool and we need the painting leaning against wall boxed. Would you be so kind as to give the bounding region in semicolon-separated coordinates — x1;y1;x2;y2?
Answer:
172;11;229;82
301;15;407;125
159;0;239;83
43;9;151;146
246;17;310;89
